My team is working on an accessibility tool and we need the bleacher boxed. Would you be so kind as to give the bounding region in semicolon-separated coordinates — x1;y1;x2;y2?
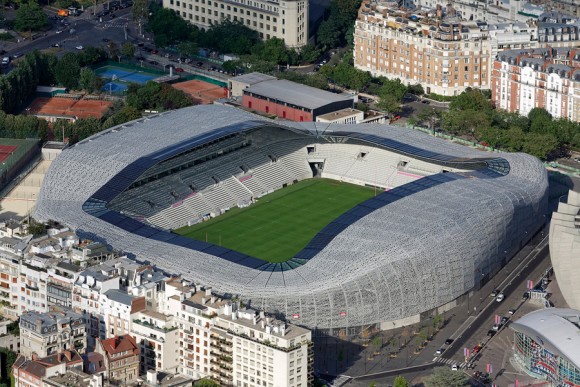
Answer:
109;135;462;230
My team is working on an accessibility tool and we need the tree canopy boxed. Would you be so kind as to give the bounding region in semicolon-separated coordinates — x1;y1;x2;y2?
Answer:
424;367;469;387
15;2;48;32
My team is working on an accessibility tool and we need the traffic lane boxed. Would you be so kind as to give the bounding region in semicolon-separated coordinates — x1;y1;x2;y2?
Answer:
445;242;551;365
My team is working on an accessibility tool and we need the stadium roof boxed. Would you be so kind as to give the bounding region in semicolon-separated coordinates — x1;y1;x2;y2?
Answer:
243;79;353;110
34;105;549;330
510;308;580;365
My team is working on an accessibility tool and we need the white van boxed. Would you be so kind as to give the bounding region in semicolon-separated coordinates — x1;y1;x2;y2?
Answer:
1;57;10;65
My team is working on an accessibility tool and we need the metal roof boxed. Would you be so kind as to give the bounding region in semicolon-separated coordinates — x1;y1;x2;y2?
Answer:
243;79;354;110
510;308;580;366
229;72;276;85
34;105;549;330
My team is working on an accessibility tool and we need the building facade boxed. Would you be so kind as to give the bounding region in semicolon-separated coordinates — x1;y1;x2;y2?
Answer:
511;308;580;387
96;335;140;385
162;0;308;47
19;310;86;359
242;79;354;121
491;47;580;121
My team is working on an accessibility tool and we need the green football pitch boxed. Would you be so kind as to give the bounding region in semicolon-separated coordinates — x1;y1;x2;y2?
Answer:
174;178;376;262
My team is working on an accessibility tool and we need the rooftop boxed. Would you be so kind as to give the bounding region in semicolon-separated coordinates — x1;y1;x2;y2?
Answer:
230;72;276;86
511;308;580;365
99;335;138;356
317;108;363;121
244;79;353;110
104;289;135;306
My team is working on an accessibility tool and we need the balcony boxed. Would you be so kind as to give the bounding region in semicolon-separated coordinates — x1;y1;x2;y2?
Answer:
133;319;177;333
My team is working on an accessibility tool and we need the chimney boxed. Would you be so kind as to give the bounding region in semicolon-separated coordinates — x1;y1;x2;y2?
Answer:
201;297;206;305
210;296;216;304
114;336;121;349
252;316;257;325
261;320;265;329
259;311;265;319
32;353;38;361
205;288;212;297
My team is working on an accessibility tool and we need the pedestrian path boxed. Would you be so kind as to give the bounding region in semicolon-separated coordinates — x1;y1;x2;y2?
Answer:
330;375;352;387
434;356;467;369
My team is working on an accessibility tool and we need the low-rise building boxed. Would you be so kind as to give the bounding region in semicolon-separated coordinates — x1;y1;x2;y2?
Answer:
101;289;145;338
19;309;86;359
242;79;354;121
316;108;365;124
228;72;277;98
13;350;83;387
96;335;139;385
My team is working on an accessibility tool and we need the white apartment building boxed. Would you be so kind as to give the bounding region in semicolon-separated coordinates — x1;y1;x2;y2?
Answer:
19;309;86;358
213;307;313;387
162;0;308;47
19;258;50;314
101;288;145;338
0;251;22;320
131;309;180;375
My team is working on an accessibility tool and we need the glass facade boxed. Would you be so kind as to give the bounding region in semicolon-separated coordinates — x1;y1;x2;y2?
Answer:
514;331;580;387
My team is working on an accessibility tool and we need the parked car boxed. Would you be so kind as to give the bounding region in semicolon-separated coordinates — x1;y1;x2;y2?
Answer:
1;57;10;65
435;348;444;355
422;100;430;104
472;344;482;353
75;45;84;50
487;329;496;337
451;364;458;371
175;67;184;73
491;289;500;297
496;293;505;302
102;38;110;42
508;308;516;315
501;316;509;324
492;324;500;331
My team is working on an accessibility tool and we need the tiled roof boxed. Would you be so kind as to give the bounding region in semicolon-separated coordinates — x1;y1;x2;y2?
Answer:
99;335;138;357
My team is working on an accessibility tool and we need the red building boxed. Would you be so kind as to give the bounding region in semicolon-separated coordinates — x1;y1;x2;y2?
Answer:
242;79;354;122
96;335;139;385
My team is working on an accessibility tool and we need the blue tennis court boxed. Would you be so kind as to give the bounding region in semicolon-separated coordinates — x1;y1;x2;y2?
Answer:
96;65;159;92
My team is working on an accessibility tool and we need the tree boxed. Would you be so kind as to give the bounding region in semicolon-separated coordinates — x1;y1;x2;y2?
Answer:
316;19;341;48
424;367;469;387
132;0;148;36
393;376;410;387
14;2;48;32
258;38;289;65
449;88;491;112
177;41;199;58
528;108;552;134
377;78;408;103
522;132;559;160
27;219;46;236
79;67;97;93
107;41;120;60
55;53;81;89
121;42;136;59
299;44;320;64
0;347;16;383
372;336;381;354
376;94;401;115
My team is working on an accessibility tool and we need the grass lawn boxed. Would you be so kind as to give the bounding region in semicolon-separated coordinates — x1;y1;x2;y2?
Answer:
174;178;376;262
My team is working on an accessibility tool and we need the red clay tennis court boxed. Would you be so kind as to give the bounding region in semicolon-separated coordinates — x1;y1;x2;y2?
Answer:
0;145;17;163
27;97;113;120
172;80;228;105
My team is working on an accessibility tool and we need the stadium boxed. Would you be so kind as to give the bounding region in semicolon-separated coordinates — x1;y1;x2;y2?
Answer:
34;105;549;334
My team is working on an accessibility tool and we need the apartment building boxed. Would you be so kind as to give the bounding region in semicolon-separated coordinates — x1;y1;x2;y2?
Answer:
131;309;180;375
13;350;84;387
354;2;490;96
542;0;580;18
354;2;580;96
0;251;21;320
19;309;86;358
101;289;146;338
97;335;140;385
491;47;580;121
46;261;81;308
162;0;308;47
212;307;313;387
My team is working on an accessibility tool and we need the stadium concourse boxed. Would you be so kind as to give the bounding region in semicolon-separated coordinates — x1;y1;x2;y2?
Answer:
34;105;549;336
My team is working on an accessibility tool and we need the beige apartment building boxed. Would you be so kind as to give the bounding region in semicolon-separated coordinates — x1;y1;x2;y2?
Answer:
354;2;490;96
162;0;308;47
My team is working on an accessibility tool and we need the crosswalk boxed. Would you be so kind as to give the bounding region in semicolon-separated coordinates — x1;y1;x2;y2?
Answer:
434;356;467;369
101;21;129;28
330;375;351;387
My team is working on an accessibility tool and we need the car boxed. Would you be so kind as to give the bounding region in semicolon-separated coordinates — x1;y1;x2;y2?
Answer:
472;344;482;353
435;348;444;355
492;324;500;331
55;29;63;34
148;60;158;65
164;53;170;58
444;338;454;345
491;289;500;297
102;38;110;42
184;58;192;63
151;49;159;55
422;100;430;104
12;53;21;59
1;57;10;65
501;316;509;324
0;50;6;55
487;329;496;337
196;61;203;67
496;293;505;302
51;43;60;47
175;67;184;72
110;13;115;19
508;308;516;315
451;364;458;371
75;45;84;50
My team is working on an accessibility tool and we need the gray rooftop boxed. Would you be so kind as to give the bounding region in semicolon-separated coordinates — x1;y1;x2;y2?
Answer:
244;79;354;110
510;308;580;365
103;289;134;306
230;72;276;86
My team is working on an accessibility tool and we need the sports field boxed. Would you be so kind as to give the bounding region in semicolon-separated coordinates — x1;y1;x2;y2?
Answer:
174;179;375;262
